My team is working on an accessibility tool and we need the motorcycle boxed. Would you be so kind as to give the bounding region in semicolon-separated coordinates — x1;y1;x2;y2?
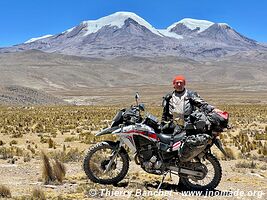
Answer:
83;93;229;190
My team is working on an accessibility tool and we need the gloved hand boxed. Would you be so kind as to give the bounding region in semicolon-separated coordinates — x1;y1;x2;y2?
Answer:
202;105;214;114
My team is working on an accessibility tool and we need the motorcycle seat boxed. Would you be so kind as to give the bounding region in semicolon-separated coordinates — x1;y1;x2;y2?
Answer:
157;132;186;144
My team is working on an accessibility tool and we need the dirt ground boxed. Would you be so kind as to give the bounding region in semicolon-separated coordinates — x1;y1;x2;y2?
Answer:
0;93;266;199
0;155;266;200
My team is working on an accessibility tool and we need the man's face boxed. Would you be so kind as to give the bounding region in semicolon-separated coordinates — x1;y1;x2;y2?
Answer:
173;80;185;92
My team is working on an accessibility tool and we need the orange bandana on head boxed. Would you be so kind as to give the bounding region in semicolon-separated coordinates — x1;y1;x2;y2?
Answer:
173;75;186;85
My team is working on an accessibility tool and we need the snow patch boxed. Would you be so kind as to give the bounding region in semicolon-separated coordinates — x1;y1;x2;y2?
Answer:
158;29;183;39
24;35;53;43
63;27;75;34
82;11;162;37
168;18;214;33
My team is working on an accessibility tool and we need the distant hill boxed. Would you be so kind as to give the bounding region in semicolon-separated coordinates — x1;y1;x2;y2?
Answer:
0;85;67;105
0;50;266;93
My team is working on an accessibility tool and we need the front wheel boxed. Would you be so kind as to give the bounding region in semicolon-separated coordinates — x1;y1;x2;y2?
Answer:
83;141;129;184
180;153;222;190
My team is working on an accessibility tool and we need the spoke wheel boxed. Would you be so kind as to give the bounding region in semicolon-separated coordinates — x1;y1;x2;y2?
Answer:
83;141;129;184
180;154;222;190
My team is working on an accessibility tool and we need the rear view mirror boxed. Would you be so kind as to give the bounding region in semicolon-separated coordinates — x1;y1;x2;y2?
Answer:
135;92;140;100
135;92;140;106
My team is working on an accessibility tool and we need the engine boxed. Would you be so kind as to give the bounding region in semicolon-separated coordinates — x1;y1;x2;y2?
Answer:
137;146;163;175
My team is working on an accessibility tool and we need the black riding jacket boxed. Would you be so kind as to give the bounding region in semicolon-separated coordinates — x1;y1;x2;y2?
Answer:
161;89;213;122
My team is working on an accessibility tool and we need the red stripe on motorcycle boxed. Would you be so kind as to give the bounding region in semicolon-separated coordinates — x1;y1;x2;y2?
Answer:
124;130;157;139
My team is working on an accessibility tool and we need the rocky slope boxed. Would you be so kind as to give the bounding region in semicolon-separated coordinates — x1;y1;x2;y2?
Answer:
0;85;67;105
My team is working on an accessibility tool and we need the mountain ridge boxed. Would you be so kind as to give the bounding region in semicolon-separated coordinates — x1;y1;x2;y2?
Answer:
1;11;266;59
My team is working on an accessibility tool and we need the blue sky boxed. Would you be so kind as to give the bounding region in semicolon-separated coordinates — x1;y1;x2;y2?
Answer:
0;0;267;47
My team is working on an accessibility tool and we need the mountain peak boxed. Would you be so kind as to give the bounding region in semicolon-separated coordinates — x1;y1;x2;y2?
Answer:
168;18;214;33
218;23;231;29
77;11;162;36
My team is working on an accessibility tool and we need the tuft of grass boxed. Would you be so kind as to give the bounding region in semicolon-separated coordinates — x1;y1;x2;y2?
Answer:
41;152;67;184
224;147;236;160
0;146;24;159
64;136;79;142
48;138;55;149
259;164;267;170
0;140;5;146
235;160;257;169
255;133;267;140
41;152;55;184
49;148;83;163
263;143;267;156
52;159;66;183
0;185;11;198
32;188;46;200
9;140;18;146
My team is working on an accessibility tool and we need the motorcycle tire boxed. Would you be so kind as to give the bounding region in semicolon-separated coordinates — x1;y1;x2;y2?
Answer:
179;153;222;190
83;141;129;184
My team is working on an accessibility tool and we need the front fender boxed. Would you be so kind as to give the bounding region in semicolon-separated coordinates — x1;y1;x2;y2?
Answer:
95;126;120;136
100;140;130;160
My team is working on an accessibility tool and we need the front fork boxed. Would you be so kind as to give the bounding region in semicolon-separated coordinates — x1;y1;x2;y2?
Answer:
104;139;123;173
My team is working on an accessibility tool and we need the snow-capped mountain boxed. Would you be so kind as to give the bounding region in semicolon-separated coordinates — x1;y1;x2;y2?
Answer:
167;18;215;34
1;11;266;59
79;12;162;37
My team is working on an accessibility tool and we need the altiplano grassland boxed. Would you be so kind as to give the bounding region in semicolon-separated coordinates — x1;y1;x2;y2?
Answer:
0;104;266;199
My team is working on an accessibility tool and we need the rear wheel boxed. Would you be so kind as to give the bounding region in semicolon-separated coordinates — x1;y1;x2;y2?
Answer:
180;153;222;190
83;141;129;184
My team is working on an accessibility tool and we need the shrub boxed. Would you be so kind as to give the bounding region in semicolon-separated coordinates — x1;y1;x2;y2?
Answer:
0;146;24;159
32;188;46;200
0;185;11;198
64;136;79;142
41;152;66;184
48;138;55;149
235;161;257;169
9;140;18;146
49;148;83;163
224;147;236;160
0;140;4;146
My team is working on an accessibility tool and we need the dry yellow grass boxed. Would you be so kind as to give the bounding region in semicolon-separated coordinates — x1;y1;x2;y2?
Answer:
0;104;266;199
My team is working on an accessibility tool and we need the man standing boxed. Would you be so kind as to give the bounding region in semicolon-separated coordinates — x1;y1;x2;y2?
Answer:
161;75;214;128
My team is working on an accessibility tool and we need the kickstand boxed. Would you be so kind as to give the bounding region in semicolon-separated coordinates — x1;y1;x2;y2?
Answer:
157;172;167;191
